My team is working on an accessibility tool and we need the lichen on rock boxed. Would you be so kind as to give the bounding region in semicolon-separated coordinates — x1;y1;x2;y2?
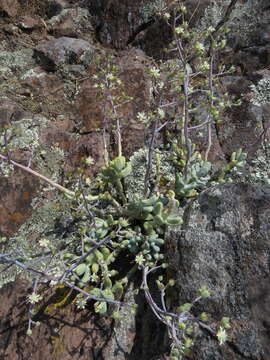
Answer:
0;194;75;288
200;0;266;48
250;78;270;106
125;147;175;199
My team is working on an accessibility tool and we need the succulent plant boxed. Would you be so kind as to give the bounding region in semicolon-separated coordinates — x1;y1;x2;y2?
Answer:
127;195;182;235
175;161;212;199
101;156;131;204
101;156;132;184
210;148;247;183
126;195;159;221
66;240;117;288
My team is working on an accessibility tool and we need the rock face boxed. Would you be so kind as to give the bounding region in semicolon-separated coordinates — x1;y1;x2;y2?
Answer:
34;37;95;71
0;280;114;360
0;100;40;235
2;183;270;359
167;183;270;359
0;0;20;17
1;0;270;359
0;280;137;360
86;0;155;49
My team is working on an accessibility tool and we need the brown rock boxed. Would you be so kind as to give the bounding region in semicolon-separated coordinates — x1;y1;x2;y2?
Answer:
74;48;152;157
86;0;172;50
0;281;114;360
0;0;20;17
0;100;39;236
47;8;94;39
19;16;42;30
0;99;75;236
21;66;65;98
218;76;268;158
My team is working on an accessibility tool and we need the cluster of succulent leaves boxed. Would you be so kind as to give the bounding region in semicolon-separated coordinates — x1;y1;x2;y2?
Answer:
172;141;247;199
56;145;245;355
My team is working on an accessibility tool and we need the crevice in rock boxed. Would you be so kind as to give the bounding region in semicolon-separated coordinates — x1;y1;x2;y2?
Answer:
126;18;155;47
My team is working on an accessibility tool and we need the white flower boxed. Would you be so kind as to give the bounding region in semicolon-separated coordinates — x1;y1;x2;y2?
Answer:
28;292;43;304
157;108;165;119
39;238;50;248
164;13;170;20
195;42;205;53
200;61;210;72
137;112;148;123
149;67;161;78
217;327;228;345
84;156;94;166
207;26;215;33
50;280;58;287
175;26;184;35
135;254;145;265
106;73;114;80
180;6;187;13
158;81;164;89
76;297;87;309
26;329;32;336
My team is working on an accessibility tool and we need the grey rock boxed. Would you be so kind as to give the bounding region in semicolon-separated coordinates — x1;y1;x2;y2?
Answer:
34;37;94;71
167;183;270;359
0;49;35;74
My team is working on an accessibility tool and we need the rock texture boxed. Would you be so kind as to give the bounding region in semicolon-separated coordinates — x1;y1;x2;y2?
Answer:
0;280;139;360
167;183;270;359
0;280;113;360
0;0;269;237
34;37;95;71
0;0;20;17
1;0;270;358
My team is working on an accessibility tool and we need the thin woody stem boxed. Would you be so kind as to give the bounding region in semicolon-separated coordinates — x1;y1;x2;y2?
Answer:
205;55;214;161
0;154;73;196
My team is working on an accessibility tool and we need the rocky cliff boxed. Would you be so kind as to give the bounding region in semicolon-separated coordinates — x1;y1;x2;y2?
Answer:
0;0;270;359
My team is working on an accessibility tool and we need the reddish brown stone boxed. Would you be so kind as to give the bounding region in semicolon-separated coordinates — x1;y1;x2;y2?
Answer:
21;66;65;98
0;0;20;17
47;8;94;39
19;16;42;30
0;281;113;360
74;48;152;157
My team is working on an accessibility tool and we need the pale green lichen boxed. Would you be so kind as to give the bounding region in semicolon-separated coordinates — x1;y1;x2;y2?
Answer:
0;66;12;78
200;0;264;47
0;113;70;288
126;148;175;199
230;143;270;186
0;112;66;182
0;195;76;288
36;146;65;184
245;146;270;186
0;162;14;177
0;116;48;149
21;68;47;81
48;8;90;28
48;9;70;25
0;49;35;73
250;79;270;106
139;0;166;24
0;50;36;100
